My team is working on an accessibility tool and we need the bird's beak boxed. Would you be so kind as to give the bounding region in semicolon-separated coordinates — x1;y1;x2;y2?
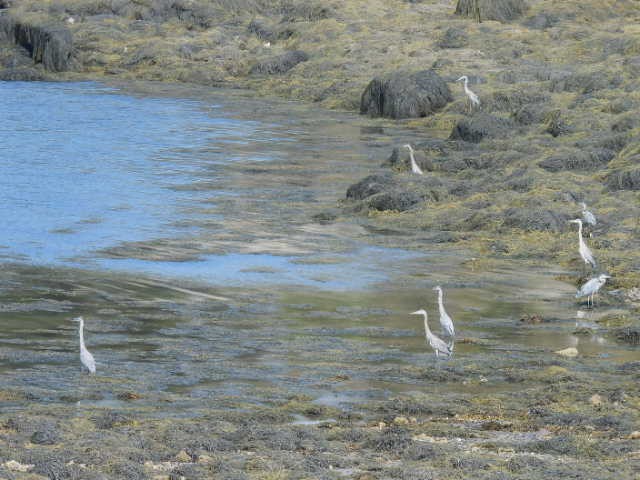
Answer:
410;310;421;315
456;77;463;82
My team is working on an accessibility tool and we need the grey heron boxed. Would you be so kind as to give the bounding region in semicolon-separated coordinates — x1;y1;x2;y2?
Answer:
403;144;423;175
411;309;452;358
72;317;96;374
456;76;480;110
433;286;455;338
576;274;611;308
568;219;596;270
580;202;596;227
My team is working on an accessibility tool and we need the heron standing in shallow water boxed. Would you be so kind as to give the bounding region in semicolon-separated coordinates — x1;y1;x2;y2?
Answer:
411;309;452;358
403;144;423;175
576;274;611;308
72;317;96;374
456;75;480;111
433;286;454;339
569;219;596;271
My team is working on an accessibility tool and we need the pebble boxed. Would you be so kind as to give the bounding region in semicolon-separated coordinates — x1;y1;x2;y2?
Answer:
555;347;578;357
175;450;191;463
630;431;640;440
590;394;603;407
4;460;33;472
393;416;409;425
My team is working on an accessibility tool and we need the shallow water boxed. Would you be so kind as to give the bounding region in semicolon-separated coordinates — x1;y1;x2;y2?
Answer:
0;81;637;414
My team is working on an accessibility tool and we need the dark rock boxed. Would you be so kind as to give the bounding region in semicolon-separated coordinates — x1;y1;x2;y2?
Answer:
0;66;45;80
386;146;434;172
366;425;412;454
0;16;73;71
524;12;559;30
250;50;308;75
281;1;333;22
449;113;514;143
346;173;395;200
30;427;59;445
248;19;275;41
502;207;568;232
311;211;337;224
538;149;615;172
437;27;468;48
513;103;547;125
615;327;640;345
550;71;619;94
360;69;452;119
455;0;527;23
367;190;421;212
607;167;640;191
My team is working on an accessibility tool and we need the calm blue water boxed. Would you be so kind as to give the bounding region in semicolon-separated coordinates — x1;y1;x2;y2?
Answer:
0;82;412;288
0;82;257;263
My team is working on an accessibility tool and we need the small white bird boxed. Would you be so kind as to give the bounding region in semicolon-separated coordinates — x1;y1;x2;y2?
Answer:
72;317;96;374
66;17;75;24
568;219;596;269
456;75;480;110
411;309;452;358
433;286;454;338
403;144;423;175
576;274;611;308
263;41;271;48
580;202;597;227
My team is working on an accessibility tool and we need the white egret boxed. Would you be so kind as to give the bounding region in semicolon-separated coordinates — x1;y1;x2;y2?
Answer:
72;317;96;374
403;144;423;175
576;274;611;308
432;286;454;338
456;75;480;110
568;219;596;270
411;309;452;358
580;202;596;227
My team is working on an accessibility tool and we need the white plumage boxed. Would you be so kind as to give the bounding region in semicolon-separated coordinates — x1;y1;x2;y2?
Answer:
403;144;423;175
72;316;96;374
576;274;610;307
569;219;596;269
580;202;597;226
411;309;452;358
456;75;480;108
433;286;455;338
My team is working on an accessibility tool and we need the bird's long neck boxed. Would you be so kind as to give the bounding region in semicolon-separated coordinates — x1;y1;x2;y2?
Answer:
463;78;469;92
437;290;445;313
409;150;418;168
78;320;86;350
577;223;583;243
422;313;431;335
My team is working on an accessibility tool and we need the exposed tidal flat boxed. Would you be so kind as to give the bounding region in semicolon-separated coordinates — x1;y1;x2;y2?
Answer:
0;0;640;478
0;80;638;480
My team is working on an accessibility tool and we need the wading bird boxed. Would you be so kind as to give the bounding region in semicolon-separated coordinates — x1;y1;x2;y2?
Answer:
411;309;452;358
576;274;611;308
569;219;596;271
433;286;454;338
72;317;96;374
580;202;596;227
403;144;423;175
456;75;480;111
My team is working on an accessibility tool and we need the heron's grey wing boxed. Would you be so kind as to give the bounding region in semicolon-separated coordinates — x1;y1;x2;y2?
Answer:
577;278;597;297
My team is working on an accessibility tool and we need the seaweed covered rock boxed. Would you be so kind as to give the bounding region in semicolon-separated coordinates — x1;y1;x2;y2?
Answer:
0;16;72;72
360;69;452;119
367;190;421;212
502;207;568;232
449;113;514;143
386;146;434;172
607;167;640;191
538;149;615;172
455;0;527;23
437;27;468;49
346;173;395;200
250;50;308;75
